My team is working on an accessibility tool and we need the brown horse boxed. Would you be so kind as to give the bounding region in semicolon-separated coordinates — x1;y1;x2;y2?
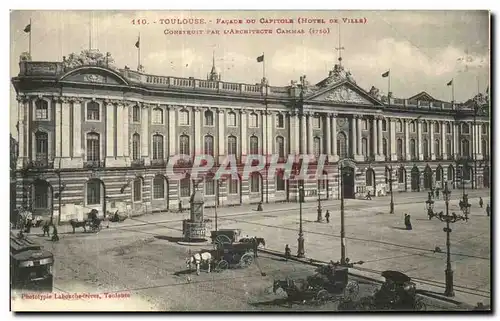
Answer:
69;219;87;233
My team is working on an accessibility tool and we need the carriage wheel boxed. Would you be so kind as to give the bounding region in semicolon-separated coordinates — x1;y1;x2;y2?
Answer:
214;235;231;250
215;260;229;272
414;299;426;311
343;281;360;302
239;253;254;268
315;289;329;302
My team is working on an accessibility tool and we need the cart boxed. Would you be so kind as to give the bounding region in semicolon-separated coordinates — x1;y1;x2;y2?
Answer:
212;242;255;272
210;229;242;249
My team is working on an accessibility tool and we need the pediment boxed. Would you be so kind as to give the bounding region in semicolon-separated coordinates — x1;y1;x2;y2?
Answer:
408;92;436;102
308;83;378;106
59;66;128;85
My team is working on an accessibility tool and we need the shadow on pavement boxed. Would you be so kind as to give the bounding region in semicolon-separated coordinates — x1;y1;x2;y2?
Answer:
154;235;186;242
173;269;195;276
390;226;410;231
249;297;291;308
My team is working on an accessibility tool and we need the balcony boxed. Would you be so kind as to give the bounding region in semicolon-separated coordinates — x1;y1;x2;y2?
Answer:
84;160;105;168
151;158;167;167
435;155;443;161
397;155;405;162
423;156;430;161
131;158;145;167
27;159;54;169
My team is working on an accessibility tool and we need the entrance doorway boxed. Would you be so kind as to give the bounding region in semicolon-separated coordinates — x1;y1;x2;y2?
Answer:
342;166;355;199
411;166;420;192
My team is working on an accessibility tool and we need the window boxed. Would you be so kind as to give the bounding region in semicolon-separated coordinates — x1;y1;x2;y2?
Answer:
337;132;347;158
461;139;470;157
250;136;259;155
461;123;469;134
86;133;100;161
422;122;428;133
410;121;416;133
205;110;214;126
132;105;141;122
249;113;258;127
313;116;321;129
382;119;387;131
152;134;164;159
227;135;237;155
482;139;487;155
410;139;416;158
276;114;284;128
33;181;48;209
423;139;430;158
228;178;239;194
152;108;163;124
179;110;190;126
35;131;48;161
153;176;165;199
382;138;388;157
180;177;191;197
250;173;260;193
86;180;101;205
204;135;214;156
276;174;285;191
362;119;367;130
436;167;442;181
434;139;441;157
227;111;237;127
446;139;452;156
179;135;190;155
276;136;285;158
434;122;440;133
313;137;321;157
462;166;471;180
133;178;142;202
397;120;403;133
132;133;140;160
446;123;451;134
366;169;373;186
398;167;405;184
361;138;368;156
35;100;48;120
447;166;454;182
205;178;215;196
482;124;487;134
86;101;100;121
397;139;403;157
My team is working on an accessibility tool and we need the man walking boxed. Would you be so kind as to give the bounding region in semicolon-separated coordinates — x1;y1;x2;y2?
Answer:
178;200;183;213
284;244;291;261
479;197;484;208
325;210;330;223
486;203;490;217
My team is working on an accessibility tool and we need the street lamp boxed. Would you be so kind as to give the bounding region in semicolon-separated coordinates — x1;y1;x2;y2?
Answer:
214;179;223;232
316;180;323;222
339;163;347;265
297;182;305;258
426;191;435;220
387;165;395;214
428;182;467;297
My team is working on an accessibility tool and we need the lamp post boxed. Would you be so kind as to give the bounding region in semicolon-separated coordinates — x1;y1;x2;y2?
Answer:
428;182;467;297
426;191;435;220
387;165;395;214
340;164;346;265
214;179;222;232
316;180;322;222
297;182;305;258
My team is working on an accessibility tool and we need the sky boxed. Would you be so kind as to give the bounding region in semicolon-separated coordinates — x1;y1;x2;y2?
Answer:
9;10;490;134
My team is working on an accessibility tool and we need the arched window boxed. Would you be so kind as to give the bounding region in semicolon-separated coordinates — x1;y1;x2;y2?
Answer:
132;133;140;160
86;179;101;205
250;136;259;154
446;139;452;156
249;113;259;127
382;119;387;131
410;139;416;159
228;177;239;194
152;108;163;124
410;121;416;133
423;139;429;158
132;105;141;122
204;110;214;126
422;122;428;133
382;138;388;157
398;167;405;183
434;139;441;157
313;137;321;157
204;135;214;156
179;135;190;155
361;138;368;156
481;139;487;156
461;123;470;134
86;101;100;121
33;181;49;209
227;111;237;127
366;169;373;186
205;177;215;196
482;124;487;134
276;136;285;158
446;123;451;134
179;110;189;126
133;177;142;202
86;132;100;161
397;120;403;132
397;138;403;157
227;135;237;155
35;100;49;120
250;173;260;193
276;114;284;128
462;166;471;181
35;131;48;161
276;173;285;191
436;167;442;181
152;134;164;159
180;176;191;197
153;175;165;199
434;122;440;133
461;139;470;157
337;132;347;158
447;166;454;182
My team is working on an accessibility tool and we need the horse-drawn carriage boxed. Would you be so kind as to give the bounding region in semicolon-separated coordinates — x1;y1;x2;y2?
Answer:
210;229;265;253
69;209;103;233
272;261;361;306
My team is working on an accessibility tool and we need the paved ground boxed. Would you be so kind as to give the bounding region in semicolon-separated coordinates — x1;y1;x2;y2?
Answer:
11;189;490;311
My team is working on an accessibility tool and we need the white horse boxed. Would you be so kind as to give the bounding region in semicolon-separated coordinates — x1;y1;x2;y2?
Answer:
186;252;213;275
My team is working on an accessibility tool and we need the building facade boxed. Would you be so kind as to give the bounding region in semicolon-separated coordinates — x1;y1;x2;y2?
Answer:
11;49;491;223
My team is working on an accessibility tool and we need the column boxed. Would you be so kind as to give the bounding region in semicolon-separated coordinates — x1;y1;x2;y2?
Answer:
351;116;357;158
441;122;447;160
291;113;300;154
453;123;458;159
307;113;313;155
141;105;150;164
377;117;384;159
72;99;82;165
240;110;247;157
372;117;377;158
168;107;176;156
218;109;225;163
105;101;115;162
194;107;201;156
325;114;331;157
300;114;307;154
266;111;273;157
404;119;410;160
430;121;435;160
357;117;362;156
331;114;338;161
61;99;71;159
55;98;62;160
16;96;26;168
116;104;124;158
417;121;423;161
476;124;483;160
390;118;397;161
123;103;129;164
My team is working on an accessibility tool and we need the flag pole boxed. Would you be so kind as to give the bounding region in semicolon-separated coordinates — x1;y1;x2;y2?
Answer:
262;51;269;204
388;68;391;106
452;78;455;106
137;33;141;71
29;18;32;56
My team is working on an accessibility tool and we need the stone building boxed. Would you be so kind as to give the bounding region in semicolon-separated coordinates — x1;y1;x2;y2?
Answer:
11;49;491;223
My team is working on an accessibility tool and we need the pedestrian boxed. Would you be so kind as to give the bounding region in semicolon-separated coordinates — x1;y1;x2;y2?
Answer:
404;214;412;230
479;197;484;208
51;225;59;242
284;244;291;261
178;200;183;213
435;188;440;200
42;222;50;237
257;202;263;211
365;190;372;200
325;210;330;223
486;203;490;217
430;188;435;199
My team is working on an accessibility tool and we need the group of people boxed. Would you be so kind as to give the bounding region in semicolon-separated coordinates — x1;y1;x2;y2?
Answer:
15;208;59;242
479;197;491;217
